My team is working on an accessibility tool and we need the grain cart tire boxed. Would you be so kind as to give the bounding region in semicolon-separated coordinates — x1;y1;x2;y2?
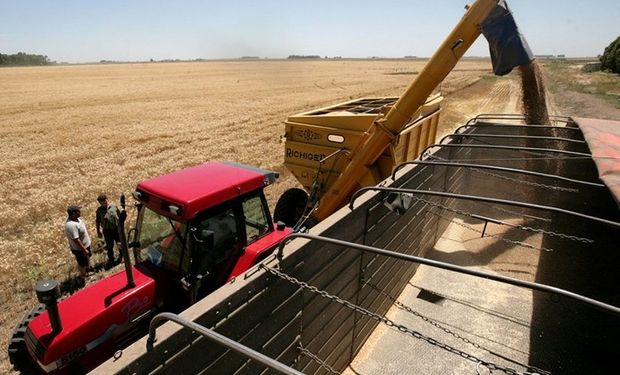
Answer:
274;188;308;227
8;304;46;374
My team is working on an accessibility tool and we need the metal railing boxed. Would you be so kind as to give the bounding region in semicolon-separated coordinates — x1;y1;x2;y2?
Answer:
419;143;594;159
391;160;604;188
438;132;587;145
147;312;304;375
275;233;620;316
348;186;620;229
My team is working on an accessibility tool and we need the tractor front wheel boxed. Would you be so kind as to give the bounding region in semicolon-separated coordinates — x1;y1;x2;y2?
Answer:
8;304;45;374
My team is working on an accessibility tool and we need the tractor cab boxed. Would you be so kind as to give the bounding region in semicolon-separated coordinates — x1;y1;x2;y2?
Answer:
131;161;290;305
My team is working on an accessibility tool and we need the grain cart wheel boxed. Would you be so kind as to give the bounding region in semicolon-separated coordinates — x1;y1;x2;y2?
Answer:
274;188;309;227
8;304;46;374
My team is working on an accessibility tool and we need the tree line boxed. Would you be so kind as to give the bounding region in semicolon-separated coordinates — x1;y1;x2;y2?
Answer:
0;52;53;66
287;55;321;59
600;36;620;74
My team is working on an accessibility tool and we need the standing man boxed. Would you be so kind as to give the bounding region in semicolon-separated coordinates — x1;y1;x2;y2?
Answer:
95;193;121;264
65;205;92;280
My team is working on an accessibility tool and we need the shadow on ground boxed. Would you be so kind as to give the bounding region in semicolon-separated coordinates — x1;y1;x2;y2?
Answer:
58;257;123;295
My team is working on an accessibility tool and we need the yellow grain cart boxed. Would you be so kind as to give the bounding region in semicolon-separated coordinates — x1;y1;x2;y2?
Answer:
283;94;443;196
277;0;532;225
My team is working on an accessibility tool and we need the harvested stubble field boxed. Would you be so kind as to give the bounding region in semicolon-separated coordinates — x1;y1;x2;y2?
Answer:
0;58;520;372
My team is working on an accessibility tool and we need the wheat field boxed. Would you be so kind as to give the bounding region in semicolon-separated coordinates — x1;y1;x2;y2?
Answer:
0;59;498;372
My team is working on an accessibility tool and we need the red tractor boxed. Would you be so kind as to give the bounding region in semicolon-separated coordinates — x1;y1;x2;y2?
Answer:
8;161;293;374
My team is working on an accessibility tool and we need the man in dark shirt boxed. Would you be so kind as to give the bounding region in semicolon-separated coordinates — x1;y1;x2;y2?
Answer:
95;194;121;264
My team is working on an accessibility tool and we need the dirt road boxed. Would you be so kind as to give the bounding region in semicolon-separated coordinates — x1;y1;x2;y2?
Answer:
541;60;620;119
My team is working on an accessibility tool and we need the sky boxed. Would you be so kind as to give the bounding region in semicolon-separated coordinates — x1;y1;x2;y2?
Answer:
1;0;618;63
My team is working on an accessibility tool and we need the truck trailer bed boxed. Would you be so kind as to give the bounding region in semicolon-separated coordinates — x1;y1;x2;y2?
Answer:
93;115;620;375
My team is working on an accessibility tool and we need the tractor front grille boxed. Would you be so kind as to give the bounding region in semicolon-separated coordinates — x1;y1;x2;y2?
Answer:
25;328;46;362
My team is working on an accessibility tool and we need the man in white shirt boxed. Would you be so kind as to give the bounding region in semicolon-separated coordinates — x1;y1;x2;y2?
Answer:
65;205;92;279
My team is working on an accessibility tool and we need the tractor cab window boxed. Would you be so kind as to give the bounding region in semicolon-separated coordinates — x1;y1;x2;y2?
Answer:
138;207;188;273
242;195;270;244
191;208;239;279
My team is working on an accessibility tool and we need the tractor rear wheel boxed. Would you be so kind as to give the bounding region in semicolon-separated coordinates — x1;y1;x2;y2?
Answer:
274;188;309;227
8;304;45;374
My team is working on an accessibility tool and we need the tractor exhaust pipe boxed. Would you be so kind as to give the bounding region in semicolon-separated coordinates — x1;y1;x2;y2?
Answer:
35;280;62;334
118;193;135;288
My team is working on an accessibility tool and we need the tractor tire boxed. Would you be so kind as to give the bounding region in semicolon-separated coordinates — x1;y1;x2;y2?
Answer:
8;304;45;374
274;188;309;228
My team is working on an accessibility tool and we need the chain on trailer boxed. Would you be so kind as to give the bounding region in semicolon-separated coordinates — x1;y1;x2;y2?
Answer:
405;187;593;244
421;145;546;162
498;220;593;244
447;135;581;154
295;148;349;231
485;204;552;223
423;155;598;163
406;281;538;326
363;281;482;349
429;210;555;252
418;199;548;249
293;200;319;233
432;141;583;160
414;157;596;243
297;344;343;375
362;281;551;375
426;154;579;193
261;265;541;375
431;194;592;244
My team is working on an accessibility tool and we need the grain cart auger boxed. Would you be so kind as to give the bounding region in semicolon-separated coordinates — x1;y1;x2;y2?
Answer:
277;0;534;228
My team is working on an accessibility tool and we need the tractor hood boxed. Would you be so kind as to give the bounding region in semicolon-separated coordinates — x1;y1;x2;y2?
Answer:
25;265;157;371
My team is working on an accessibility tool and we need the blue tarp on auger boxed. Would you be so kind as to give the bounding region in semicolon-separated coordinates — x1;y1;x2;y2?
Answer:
481;0;534;76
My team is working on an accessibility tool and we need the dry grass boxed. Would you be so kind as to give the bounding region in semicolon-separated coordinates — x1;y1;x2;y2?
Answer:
539;59;620;119
0;58;496;373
